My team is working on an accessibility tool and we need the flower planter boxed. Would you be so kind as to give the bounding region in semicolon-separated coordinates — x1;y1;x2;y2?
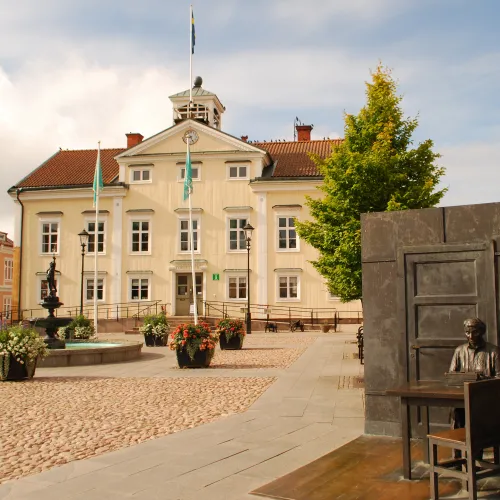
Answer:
144;333;156;347
144;333;168;347
1;355;37;381
176;348;214;368
321;325;331;333
220;334;244;350
154;334;168;347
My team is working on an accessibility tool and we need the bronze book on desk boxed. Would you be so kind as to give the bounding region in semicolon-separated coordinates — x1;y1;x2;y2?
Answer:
444;372;481;386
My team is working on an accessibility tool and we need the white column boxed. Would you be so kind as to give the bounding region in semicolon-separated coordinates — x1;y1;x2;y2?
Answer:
13;201;22;247
111;197;123;314
256;192;268;310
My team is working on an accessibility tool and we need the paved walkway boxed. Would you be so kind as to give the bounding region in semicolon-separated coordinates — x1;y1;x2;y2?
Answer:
0;326;364;500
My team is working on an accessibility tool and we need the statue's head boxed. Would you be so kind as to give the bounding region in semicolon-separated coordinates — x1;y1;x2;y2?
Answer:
464;318;486;348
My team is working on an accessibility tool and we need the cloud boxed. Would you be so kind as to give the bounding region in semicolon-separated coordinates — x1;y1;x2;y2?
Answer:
438;141;500;207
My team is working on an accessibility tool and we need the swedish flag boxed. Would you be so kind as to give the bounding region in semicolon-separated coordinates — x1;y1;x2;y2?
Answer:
191;10;195;54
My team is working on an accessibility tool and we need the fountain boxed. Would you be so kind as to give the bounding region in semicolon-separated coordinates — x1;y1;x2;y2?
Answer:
31;256;72;349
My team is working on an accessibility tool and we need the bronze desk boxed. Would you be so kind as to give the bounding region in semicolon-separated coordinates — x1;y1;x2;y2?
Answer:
386;382;465;480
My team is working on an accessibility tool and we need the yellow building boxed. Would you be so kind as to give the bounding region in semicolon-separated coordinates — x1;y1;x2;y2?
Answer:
9;79;361;325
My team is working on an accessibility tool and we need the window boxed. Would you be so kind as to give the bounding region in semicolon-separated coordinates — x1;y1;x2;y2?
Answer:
4;259;13;282
179;219;199;252
277;217;298;250
85;278;104;302
130;167;152;183
328;291;340;301
40;279;57;302
41;222;59;254
228;218;247;251
227;275;247;300
278;276;300;301
179;166;200;181
87;221;105;254
227;164;248;180
3;296;11;318
130;277;150;301
131;220;150;253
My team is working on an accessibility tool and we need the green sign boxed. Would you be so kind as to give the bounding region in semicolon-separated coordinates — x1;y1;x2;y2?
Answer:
212;273;220;281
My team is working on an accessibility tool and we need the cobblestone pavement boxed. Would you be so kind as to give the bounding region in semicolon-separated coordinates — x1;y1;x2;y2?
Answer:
0;376;275;484
0;332;321;485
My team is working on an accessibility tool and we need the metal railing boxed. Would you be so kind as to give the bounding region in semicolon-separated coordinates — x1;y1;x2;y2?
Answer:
1;300;170;326
201;300;361;327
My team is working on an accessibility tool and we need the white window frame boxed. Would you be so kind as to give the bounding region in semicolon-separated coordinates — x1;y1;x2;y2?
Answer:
226;215;249;252
178;217;200;254
4;258;13;282
37;276;58;303
39;218;61;255
328;291;340;301
128;275;151;301
129;216;152;255
178;165;201;182
226;163;249;180
129;166;153;184
276;274;300;302
276;214;299;252
226;273;247;301
85;218;107;255
84;277;105;303
3;296;11;318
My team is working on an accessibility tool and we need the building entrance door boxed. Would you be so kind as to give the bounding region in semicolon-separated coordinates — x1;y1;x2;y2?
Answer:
175;272;203;316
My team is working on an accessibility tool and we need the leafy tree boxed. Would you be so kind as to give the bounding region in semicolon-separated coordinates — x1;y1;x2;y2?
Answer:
295;65;446;302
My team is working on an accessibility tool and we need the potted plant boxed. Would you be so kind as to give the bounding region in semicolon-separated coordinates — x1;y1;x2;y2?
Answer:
170;322;218;368
216;318;245;350
0;324;48;381
57;315;95;341
321;324;331;333
139;312;170;347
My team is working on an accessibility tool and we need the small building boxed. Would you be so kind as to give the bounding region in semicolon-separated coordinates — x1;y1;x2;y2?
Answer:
8;78;361;323
0;232;14;319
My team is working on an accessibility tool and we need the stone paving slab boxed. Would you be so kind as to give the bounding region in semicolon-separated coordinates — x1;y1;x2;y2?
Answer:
0;327;364;500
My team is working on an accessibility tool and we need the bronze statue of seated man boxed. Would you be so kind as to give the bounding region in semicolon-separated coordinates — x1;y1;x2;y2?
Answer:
449;317;500;429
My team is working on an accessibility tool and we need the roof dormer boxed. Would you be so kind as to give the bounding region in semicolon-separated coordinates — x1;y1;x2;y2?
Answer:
169;76;225;130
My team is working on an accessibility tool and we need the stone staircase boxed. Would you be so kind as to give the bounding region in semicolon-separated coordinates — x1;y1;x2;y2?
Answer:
125;316;218;335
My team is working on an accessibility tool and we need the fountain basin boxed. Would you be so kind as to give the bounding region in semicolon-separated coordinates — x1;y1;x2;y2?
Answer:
38;341;143;367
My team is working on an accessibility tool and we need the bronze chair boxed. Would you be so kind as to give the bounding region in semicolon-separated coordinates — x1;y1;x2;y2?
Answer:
427;378;500;500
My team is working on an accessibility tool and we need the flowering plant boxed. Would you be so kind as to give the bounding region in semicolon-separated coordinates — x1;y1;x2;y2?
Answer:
169;322;218;361
215;318;245;342
139;312;170;338
57;315;95;340
0;324;48;380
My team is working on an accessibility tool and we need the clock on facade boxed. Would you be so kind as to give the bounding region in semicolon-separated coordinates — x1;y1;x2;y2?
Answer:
182;129;199;144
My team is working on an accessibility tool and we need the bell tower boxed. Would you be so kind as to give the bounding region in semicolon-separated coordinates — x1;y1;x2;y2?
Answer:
169;76;225;130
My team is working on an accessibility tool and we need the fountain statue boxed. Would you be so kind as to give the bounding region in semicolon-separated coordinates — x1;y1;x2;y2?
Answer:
32;256;72;349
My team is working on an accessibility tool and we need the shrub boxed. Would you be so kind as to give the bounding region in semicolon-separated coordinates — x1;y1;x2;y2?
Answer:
139;312;169;338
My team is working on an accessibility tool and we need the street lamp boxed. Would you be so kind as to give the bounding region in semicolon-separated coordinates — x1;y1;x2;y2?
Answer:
78;229;89;316
243;223;254;335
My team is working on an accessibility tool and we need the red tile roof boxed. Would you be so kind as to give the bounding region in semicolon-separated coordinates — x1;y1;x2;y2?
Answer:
15;149;125;188
253;139;343;177
13;138;343;189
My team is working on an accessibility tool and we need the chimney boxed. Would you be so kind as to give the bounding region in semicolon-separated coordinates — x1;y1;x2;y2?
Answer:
296;124;313;141
126;133;144;149
241;135;248;143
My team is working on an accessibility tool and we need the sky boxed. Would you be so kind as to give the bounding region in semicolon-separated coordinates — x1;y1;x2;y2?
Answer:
0;0;499;238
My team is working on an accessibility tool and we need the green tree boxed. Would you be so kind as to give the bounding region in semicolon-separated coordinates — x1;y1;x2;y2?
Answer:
295;65;446;302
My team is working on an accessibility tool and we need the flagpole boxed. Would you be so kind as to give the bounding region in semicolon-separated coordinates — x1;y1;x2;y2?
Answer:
93;141;100;335
186;138;198;325
189;4;193;112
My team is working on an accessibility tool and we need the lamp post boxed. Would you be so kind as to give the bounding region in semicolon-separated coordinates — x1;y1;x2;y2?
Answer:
243;223;254;335
78;229;89;316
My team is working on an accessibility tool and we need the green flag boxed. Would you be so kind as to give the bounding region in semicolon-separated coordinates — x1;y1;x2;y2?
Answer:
93;144;104;207
183;144;193;201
